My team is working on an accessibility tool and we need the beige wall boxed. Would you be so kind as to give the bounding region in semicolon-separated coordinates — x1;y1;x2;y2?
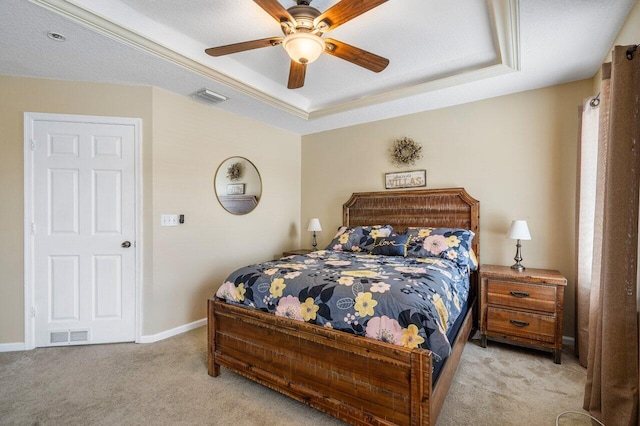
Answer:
0;77;590;345
4;1;638;344
608;0;640;60
0;76;300;343
593;0;640;92
301;80;594;337
0;76;153;344
147;87;300;334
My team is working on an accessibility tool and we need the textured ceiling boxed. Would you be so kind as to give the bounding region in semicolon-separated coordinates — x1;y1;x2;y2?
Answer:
0;0;635;134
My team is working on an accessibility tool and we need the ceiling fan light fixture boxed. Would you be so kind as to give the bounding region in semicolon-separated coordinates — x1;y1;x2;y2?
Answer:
282;32;325;64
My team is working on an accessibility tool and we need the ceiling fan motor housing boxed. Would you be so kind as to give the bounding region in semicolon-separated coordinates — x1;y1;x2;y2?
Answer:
287;4;322;31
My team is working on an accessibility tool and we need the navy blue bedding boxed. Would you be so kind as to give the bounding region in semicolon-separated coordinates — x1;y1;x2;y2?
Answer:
215;249;470;362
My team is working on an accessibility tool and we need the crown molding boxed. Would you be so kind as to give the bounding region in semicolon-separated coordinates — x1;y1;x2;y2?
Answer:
308;62;510;119
492;0;521;71
307;0;520;119
29;0;519;122
27;0;310;120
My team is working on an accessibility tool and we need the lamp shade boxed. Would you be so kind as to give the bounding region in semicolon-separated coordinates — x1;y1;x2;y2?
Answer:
507;220;531;240
307;218;322;232
283;32;326;64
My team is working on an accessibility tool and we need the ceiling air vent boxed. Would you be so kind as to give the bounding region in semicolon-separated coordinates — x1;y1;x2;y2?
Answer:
192;88;229;104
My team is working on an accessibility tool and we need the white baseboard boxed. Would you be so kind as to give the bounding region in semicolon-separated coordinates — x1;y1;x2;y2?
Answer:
0;319;206;351
138;318;206;344
562;335;575;346
0;342;26;353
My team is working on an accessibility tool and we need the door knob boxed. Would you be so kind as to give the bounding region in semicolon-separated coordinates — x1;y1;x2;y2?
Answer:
121;241;131;248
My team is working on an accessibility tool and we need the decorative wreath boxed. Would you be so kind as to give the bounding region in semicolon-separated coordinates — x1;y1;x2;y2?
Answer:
226;162;244;181
389;137;423;167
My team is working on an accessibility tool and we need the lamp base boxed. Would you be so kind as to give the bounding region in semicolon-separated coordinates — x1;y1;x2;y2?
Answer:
511;239;525;272
510;263;525;272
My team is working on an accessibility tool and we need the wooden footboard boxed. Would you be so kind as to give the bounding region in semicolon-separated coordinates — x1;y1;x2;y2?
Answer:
208;297;475;426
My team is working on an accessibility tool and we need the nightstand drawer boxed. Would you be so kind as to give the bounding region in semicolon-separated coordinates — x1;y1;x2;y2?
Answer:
487;307;555;343
487;279;556;313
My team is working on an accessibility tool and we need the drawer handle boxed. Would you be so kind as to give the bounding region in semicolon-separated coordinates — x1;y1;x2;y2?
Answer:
510;291;530;298
510;319;530;327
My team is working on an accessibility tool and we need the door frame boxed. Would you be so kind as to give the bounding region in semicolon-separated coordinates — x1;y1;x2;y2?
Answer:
23;112;143;350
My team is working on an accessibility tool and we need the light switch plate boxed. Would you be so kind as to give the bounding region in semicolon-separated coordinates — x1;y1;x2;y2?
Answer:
161;214;178;227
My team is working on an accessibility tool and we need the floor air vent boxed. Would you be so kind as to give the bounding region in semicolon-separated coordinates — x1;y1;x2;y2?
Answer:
49;329;90;345
70;330;89;342
50;331;69;344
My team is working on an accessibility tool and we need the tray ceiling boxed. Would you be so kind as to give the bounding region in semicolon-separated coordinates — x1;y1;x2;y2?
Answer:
0;0;635;134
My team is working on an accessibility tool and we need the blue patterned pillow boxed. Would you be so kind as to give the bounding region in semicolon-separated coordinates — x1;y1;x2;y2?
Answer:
326;225;393;253
371;234;409;256
405;227;476;270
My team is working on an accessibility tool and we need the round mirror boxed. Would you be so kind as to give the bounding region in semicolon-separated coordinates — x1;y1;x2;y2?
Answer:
214;157;262;215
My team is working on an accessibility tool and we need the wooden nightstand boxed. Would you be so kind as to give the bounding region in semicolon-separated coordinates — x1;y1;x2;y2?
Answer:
282;249;312;257
479;264;567;364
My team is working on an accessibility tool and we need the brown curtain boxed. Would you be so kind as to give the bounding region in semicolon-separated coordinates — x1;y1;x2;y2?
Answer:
583;45;640;426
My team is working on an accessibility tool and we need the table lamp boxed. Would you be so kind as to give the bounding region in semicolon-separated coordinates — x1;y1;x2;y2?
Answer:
307;218;322;250
508;220;531;272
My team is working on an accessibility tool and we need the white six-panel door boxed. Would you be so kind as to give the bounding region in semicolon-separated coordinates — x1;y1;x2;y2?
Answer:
27;115;138;347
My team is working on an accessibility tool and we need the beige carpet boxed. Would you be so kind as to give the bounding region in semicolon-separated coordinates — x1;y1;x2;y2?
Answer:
0;327;589;425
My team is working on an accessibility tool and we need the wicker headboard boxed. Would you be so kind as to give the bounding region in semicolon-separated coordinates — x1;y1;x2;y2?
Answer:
343;187;480;260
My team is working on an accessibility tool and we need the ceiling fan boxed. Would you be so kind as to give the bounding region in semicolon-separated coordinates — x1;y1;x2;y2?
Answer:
205;0;390;89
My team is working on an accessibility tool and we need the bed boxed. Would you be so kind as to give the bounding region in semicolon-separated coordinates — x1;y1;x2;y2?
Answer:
208;188;480;425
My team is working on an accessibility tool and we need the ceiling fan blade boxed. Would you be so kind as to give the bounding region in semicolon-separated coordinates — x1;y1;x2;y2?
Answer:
288;61;306;89
314;0;388;31
205;37;282;57
324;38;389;72
254;0;295;24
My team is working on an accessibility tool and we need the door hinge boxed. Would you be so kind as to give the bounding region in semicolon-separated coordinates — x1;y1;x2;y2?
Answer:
31;222;36;234
30;139;35;151
31;306;36;318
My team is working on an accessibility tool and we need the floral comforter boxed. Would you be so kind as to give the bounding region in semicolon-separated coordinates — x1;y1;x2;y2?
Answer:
215;250;470;362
